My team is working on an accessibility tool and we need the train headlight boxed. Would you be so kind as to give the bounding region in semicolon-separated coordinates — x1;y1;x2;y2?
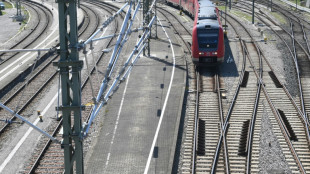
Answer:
199;52;204;55
212;52;217;55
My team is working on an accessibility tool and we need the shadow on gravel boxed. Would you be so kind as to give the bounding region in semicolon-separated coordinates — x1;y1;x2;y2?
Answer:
219;36;239;77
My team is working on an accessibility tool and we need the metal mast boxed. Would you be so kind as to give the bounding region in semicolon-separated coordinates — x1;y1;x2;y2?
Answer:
151;1;157;39
143;0;151;56
16;0;22;21
54;0;84;173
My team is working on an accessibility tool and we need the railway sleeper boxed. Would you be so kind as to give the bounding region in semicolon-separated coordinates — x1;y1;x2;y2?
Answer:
277;109;298;141
240;71;249;87
238;119;250;156
197;119;206;155
268;71;283;88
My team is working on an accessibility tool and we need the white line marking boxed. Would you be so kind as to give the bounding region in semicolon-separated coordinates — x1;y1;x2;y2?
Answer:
143;16;176;174
0;93;58;173
0;24;59;81
104;72;131;170
182;15;189;22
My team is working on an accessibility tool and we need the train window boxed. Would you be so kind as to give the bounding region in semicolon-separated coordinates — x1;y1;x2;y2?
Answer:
198;15;217;20
197;29;218;50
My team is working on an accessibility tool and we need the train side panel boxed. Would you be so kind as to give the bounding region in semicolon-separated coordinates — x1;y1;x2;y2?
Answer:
216;7;225;62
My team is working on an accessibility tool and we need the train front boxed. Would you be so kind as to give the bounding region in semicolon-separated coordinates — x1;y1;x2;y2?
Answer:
191;8;225;65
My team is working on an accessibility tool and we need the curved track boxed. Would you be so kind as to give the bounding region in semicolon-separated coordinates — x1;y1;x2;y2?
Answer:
0;0;52;66
23;2;125;173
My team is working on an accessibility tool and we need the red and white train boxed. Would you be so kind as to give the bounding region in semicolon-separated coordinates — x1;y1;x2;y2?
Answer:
166;0;225;65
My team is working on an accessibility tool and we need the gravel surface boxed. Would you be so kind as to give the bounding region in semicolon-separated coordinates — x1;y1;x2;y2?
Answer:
259;101;292;174
194;2;300;172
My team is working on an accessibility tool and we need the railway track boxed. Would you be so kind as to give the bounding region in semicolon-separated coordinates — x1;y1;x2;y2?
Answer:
161;0;310;172
223;7;310;173
158;4;254;173
22;2;125;173
0;0;52;66
156;4;199;173
232;0;310;147
0;2;100;136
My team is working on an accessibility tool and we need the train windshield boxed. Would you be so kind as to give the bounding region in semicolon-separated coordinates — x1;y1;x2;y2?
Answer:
197;29;219;50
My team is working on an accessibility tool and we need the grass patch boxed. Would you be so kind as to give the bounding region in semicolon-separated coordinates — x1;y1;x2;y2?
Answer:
288;0;303;5
0;11;6;15
217;6;252;22
4;2;13;9
217;6;226;11
18;7;29;32
231;10;252;22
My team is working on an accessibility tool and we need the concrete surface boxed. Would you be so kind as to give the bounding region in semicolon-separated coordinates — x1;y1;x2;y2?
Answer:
84;3;187;173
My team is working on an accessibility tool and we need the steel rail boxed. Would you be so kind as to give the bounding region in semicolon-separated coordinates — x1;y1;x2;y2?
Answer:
289;19;308;125
192;68;200;174
215;71;230;174
211;37;247;174
26;4;108;173
236;1;310;60
301;23;310;55
0;66;58;134
156;6;198;173
246;41;262;174
224;10;306;172
250;9;310;134
81;2;121;89
157;6;192;35
27;119;63;174
256;0;310;29
83;2;128;46
84;1;140;136
226;4;310;145
242;39;306;174
0;3;100;135
250;8;310;145
0;0;51;66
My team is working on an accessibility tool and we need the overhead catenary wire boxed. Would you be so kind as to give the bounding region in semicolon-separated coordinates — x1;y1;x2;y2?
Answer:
0;103;59;143
0;0;156;143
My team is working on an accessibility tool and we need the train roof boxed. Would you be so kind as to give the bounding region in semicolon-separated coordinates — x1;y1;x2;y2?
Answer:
196;0;220;29
198;0;215;8
197;6;217;20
